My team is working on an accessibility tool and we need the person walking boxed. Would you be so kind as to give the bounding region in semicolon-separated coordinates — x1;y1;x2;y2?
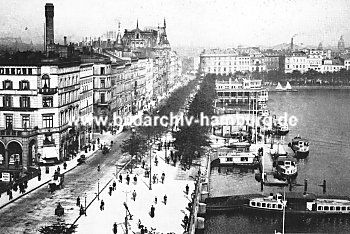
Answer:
185;184;189;195
76;196;80;207
132;190;137;201
63;162;67;170
163;194;167;205
109;185;113;196
152;174;156;184
126;174;130;185
119;174;122;183
150;205;155;218
100;199;105;211
161;172;165;184
113;222;118;234
154;196;157;204
133;175;137;184
142;160;145;168
113;181;116;191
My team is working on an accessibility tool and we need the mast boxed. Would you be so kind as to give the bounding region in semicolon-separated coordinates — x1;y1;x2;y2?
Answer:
282;187;286;234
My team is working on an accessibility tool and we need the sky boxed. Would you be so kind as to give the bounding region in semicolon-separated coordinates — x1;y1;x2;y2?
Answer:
0;0;349;48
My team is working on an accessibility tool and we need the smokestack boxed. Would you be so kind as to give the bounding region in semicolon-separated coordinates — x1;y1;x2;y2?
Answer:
45;3;54;48
64;36;67;46
290;37;294;52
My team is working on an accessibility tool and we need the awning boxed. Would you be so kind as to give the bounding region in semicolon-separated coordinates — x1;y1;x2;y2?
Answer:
41;146;59;163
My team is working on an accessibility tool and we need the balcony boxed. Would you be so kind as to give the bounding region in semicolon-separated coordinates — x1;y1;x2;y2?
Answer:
38;87;58;95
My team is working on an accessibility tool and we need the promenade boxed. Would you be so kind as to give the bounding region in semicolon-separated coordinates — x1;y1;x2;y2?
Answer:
0;132;116;210
75;134;197;234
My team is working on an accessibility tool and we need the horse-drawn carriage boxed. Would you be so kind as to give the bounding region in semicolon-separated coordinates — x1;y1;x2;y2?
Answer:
49;172;64;193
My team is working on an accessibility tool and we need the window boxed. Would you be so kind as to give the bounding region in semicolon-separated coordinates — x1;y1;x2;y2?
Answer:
42;115;54;128
19;80;30;90
342;207;346;211
272;204;276;209
101;67;105;75
3;80;13;89
43;133;54;145
226;157;233;162
5;115;13;130
101;79;106;88
330;206;334;211
277;204;282;209
336;206;340;211
22;68;27;75
257;202;261;207
251;202;256;206
262;203;266;208
22;115;30;129
347;207;350;210
100;93;106;103
43;96;53;107
20;96;30;108
3;95;12;107
41;74;50;88
324;206;329;211
318;206;322;211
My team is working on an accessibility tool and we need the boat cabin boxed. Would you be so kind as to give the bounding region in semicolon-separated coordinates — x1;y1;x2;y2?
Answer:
217;146;257;165
275;156;297;176
311;199;350;213
249;193;284;210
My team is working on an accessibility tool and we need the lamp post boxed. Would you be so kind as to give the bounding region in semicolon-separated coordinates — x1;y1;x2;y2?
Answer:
149;134;152;190
97;179;100;200
84;193;87;215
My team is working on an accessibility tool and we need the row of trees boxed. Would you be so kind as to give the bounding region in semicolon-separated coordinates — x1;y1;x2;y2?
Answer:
120;77;201;169
173;74;217;167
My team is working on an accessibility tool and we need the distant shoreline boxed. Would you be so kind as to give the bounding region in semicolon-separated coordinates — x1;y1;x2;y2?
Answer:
267;85;350;91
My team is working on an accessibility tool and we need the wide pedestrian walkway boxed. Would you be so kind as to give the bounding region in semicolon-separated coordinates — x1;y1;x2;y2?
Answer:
75;135;195;234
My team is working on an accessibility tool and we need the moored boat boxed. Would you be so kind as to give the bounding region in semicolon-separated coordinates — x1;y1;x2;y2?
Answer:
206;192;350;216
274;156;298;179
289;136;310;158
215;145;259;168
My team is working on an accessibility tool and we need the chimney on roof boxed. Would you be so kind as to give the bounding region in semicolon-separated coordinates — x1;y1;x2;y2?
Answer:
45;3;54;51
64;36;67;46
291;37;294;52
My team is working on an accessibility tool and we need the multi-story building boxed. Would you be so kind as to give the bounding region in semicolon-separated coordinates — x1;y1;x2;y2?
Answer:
0;56;82;178
284;51;308;73
320;59;345;73
79;63;94;147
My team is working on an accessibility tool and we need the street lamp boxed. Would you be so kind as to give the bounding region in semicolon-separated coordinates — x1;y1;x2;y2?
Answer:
84;193;87;216
97;179;100;200
149;135;152;190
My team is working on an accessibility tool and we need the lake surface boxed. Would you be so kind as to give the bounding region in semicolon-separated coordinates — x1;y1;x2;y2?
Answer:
206;89;350;233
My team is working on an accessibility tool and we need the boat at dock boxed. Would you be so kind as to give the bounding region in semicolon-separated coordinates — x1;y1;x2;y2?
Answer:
206;192;350;216
289;136;310;158
273;156;298;179
212;144;260;168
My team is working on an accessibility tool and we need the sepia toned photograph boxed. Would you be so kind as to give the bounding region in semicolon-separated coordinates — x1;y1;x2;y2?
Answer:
0;0;350;233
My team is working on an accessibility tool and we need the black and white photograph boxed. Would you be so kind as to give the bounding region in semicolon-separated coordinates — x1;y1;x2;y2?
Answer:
0;0;350;233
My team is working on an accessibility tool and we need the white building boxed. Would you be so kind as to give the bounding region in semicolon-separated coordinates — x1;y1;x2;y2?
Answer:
284;52;308;73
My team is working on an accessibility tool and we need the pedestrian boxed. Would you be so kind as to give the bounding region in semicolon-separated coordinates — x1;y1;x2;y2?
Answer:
109;185;113;196
57;166;60;173
76;196;80;206
185;184;189;195
119;174;122;183
161;172;165;184
152;174;156;184
154;157;158;166
156;174;159;183
183;214;189;225
132;190;137;201
163;194;167;205
97;164;101;172
79;204;85;215
113;181;116;191
142;160;145;168
8;190;12;200
150;205;155;218
154;196;157;204
133;175;137;184
100;199;105;211
126;174;130;185
113;222;118;234
63;162;67;170
97;138;100;144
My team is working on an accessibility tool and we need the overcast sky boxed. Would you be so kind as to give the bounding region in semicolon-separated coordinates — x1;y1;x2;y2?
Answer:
0;0;349;47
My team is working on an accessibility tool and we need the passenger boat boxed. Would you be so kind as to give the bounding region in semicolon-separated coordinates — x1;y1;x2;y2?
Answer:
215;145;259;168
274;156;298;179
247;192;350;216
289;136;310;158
276;123;289;135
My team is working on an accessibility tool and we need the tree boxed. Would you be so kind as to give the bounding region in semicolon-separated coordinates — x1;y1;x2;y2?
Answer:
121;130;147;172
39;222;77;234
